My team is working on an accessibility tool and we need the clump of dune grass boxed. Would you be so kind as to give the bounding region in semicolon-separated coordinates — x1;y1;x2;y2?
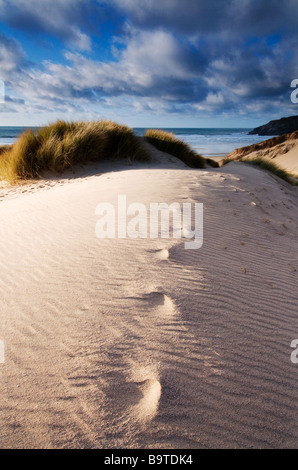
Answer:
0;120;150;182
224;155;298;185
244;158;298;185
145;129;206;168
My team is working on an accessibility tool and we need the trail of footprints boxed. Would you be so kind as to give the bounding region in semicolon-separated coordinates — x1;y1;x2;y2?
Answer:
126;250;180;424
105;241;222;439
101;292;177;436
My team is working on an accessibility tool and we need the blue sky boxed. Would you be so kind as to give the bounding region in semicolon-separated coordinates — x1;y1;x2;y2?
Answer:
0;0;297;127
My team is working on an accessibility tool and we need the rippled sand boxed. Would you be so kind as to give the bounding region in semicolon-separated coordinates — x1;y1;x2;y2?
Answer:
0;147;297;448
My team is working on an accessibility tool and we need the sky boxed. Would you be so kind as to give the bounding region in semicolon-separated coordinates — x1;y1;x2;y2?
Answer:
0;0;298;128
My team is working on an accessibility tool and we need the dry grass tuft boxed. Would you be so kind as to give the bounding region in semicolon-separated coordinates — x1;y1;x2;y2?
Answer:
0;120;150;182
224;155;298;185
145;129;206;168
243;157;298;185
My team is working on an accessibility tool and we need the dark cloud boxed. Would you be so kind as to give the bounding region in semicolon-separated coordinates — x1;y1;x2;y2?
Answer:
0;32;26;79
0;0;102;50
112;0;229;35
0;0;298;120
111;0;298;37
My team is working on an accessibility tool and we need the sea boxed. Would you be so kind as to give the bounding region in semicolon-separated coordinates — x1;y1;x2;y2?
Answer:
0;127;273;157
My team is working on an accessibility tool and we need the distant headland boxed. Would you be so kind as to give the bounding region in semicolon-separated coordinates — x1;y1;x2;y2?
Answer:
249;115;298;136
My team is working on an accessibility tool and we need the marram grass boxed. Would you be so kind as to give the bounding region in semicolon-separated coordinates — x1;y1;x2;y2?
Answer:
145;129;206;168
0;120;151;182
223;155;298;186
244;157;298;185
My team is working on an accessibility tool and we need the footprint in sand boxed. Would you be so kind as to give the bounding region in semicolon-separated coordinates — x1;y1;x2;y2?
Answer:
127;364;162;424
130;378;162;423
140;291;177;316
149;248;169;260
104;362;162;428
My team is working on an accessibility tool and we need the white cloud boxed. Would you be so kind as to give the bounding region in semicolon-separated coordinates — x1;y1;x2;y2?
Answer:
1;1;298;122
8;28;207;109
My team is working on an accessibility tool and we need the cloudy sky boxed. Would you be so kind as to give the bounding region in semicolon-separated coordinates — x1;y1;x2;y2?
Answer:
0;0;297;127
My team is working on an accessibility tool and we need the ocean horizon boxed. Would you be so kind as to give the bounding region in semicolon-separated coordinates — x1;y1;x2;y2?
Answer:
0;126;274;156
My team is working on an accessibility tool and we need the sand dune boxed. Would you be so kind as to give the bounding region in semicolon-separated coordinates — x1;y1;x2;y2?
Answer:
0;149;297;448
226;132;298;175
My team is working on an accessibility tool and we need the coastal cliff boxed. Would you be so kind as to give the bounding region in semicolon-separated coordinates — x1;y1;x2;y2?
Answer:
249;116;298;136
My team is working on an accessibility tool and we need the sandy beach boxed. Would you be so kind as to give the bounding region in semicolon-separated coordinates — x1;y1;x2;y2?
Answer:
0;144;297;449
